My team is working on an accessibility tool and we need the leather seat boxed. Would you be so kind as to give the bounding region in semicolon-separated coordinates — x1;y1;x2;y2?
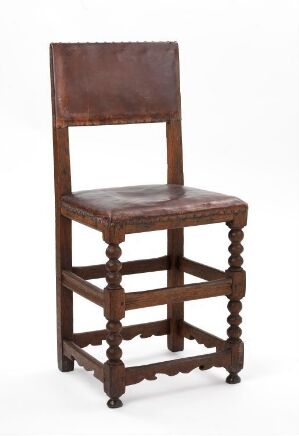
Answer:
62;184;247;224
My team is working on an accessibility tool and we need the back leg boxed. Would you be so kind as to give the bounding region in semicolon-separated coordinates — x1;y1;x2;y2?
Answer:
167;228;184;352
56;215;74;371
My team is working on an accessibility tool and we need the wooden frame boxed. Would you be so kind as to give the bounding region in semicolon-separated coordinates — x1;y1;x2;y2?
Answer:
59;254;244;390
50;42;248;408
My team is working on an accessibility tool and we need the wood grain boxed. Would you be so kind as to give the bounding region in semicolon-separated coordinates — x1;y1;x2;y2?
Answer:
63;340;104;381
103;243;126;408
51;45;74;372
180;321;226;351
180;257;225;281
72;256;169;280
62;270;104;307
125;278;232;310
166;117;184;354
225;222;245;384
73;320;169;348
167;228;184;351
126;351;231;386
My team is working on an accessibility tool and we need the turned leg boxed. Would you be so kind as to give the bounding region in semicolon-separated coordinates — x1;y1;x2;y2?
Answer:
56;215;74;372
103;243;126;408
225;220;246;384
167;228;184;352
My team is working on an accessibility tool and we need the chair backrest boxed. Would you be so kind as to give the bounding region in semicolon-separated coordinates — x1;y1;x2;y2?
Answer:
50;42;184;200
50;42;181;128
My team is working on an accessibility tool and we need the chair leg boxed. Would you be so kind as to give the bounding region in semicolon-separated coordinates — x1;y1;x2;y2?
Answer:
56;215;74;372
225;222;246;384
103;243;126;408
167;228;184;352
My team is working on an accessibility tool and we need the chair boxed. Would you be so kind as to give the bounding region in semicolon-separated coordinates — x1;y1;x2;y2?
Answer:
50;42;248;408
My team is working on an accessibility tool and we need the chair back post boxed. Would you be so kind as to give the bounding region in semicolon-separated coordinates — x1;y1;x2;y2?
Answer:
50;45;73;372
166;117;184;354
166;119;184;185
50;44;72;199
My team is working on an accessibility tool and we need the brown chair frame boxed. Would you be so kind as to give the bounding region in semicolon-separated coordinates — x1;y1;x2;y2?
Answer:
50;42;248;408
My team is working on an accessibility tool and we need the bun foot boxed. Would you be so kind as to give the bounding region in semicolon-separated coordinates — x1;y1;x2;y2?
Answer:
226;373;241;384
107;398;123;408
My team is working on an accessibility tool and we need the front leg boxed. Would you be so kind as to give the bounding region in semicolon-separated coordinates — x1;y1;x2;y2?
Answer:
103;243;126;408
225;217;246;384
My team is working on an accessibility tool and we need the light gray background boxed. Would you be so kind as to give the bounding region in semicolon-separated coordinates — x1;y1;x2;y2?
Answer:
1;1;298;435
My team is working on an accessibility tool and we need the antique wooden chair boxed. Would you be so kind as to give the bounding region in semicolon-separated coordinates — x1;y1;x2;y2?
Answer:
50;42;248;408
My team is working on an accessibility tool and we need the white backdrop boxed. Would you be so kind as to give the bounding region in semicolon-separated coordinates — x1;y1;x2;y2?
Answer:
1;1;299;435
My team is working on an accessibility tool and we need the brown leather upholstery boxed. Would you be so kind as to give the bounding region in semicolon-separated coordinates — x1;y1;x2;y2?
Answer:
62;184;247;225
50;42;181;128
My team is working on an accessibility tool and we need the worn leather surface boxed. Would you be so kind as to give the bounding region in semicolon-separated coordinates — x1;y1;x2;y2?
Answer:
62;184;247;224
50;42;181;127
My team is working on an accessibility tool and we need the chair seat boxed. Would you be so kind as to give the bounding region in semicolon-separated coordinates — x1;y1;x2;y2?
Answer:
62;184;247;227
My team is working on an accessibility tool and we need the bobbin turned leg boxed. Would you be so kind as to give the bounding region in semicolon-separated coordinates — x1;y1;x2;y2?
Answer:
103;242;126;408
225;216;246;384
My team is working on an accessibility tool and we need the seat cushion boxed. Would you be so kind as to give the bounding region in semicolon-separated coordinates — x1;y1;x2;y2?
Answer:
62;184;247;225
